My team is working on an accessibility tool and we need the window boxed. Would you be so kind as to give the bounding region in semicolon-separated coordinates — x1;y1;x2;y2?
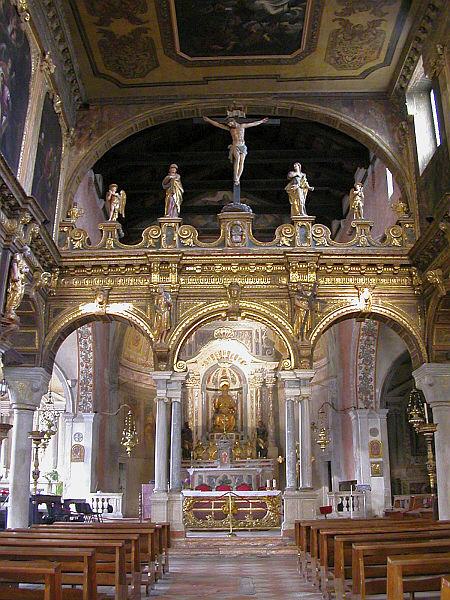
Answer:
430;88;441;147
386;168;394;199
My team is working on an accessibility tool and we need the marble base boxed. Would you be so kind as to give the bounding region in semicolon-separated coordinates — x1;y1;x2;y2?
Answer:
282;490;317;533
168;492;185;533
151;491;169;523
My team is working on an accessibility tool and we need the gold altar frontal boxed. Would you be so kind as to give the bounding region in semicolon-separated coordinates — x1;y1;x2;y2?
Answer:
182;490;282;531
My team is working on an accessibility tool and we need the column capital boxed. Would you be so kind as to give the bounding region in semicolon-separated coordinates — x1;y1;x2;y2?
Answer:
151;371;173;399
413;363;450;409
4;366;51;410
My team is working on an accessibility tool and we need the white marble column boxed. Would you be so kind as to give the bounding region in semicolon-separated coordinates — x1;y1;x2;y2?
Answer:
297;371;315;489
279;371;299;491
4;367;51;529
168;374;185;492
152;372;171;493
413;363;450;519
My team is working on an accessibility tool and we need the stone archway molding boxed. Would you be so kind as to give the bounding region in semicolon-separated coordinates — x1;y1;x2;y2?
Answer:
169;300;296;372
42;303;155;372
310;302;427;370
65;99;413;215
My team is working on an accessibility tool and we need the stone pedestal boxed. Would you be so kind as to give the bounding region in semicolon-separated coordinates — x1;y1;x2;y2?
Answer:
151;491;169;523
413;363;450;519
168;491;184;534
292;215;315;247
157;217;182;249
282;490;317;535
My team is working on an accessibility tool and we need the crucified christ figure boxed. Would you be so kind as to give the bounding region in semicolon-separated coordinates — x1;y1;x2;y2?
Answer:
203;115;268;186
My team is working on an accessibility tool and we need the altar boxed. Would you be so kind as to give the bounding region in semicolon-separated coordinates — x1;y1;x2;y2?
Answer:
182;490;282;530
188;465;262;491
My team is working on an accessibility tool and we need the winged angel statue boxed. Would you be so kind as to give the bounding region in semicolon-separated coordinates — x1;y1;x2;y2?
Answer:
106;183;127;221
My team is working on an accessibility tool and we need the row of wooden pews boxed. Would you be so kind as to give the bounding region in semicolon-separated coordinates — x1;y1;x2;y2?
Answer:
0;520;170;599
295;516;450;599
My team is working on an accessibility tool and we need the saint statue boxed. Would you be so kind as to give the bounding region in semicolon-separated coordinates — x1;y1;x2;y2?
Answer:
162;164;183;218
193;440;206;461
153;285;172;344
207;439;218;461
212;379;237;433
181;421;193;460
203;114;268;186
293;282;318;340
285;163;314;217
4;250;30;321
106;183;126;221
256;420;268;458
232;439;243;460
349;182;365;220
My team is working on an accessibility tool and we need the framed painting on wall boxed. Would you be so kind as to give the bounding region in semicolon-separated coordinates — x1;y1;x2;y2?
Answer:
31;92;63;232
0;1;32;174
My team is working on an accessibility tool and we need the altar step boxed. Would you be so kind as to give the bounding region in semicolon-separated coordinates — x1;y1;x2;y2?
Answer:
171;531;296;556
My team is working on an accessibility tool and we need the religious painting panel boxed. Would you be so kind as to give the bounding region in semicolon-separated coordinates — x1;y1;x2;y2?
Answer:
0;1;32;174
31;93;63;232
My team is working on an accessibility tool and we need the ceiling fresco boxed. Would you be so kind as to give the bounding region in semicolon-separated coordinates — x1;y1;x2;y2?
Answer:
65;0;413;100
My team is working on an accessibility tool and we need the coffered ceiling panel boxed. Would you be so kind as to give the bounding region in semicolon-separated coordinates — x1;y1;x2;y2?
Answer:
66;0;413;101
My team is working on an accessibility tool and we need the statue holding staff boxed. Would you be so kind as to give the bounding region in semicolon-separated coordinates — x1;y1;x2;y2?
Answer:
4;250;30;321
203;114;268;186
162;163;183;218
285;163;314;217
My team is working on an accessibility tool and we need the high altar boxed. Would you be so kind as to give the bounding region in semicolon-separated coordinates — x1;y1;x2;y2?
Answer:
181;362;282;529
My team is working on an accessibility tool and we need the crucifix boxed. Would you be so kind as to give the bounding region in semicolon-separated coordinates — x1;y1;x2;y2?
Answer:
200;104;279;209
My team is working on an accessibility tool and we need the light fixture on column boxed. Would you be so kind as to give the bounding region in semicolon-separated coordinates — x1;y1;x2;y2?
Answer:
311;401;355;452
0;361;12;444
39;390;61;450
97;403;138;457
406;388;437;495
0;377;7;397
29;430;46;495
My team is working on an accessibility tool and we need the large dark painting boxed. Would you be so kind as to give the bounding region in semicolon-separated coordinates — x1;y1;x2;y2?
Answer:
173;0;309;57
0;1;32;174
31;93;63;232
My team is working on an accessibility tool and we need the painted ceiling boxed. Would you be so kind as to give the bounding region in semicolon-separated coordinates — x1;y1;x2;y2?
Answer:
66;0;413;101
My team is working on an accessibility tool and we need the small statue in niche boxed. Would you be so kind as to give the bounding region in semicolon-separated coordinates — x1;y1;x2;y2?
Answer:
192;439;206;461
243;437;255;459
349;182;365;220
181;421;193;460
212;379;237;433
106;183;126;222
357;287;373;313
4;249;30;321
285;163;314;217
293;282;318;340
153;285;172;344
226;281;241;320
162;164;184;218
256;420;269;458
206;439;218;461
230;223;245;245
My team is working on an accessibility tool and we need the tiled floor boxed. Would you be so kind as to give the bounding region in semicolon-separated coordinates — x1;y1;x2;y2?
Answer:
148;554;322;599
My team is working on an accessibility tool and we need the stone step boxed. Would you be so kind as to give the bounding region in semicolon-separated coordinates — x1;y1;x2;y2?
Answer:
171;533;296;556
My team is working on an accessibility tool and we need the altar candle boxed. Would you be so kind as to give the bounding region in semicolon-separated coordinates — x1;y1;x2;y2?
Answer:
272;479;277;489
424;402;429;424
266;479;270;489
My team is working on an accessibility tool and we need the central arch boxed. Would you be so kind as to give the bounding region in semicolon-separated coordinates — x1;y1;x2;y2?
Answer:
169;300;296;371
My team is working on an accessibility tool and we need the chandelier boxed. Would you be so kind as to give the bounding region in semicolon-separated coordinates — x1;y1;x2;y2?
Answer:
121;409;138;456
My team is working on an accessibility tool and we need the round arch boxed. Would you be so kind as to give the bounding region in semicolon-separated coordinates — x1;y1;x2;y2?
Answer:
310;303;427;370
169;300;296;371
42;304;155;372
65;99;412;214
426;290;450;362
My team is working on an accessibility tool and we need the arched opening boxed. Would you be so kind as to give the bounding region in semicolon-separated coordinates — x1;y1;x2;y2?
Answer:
69;111;406;246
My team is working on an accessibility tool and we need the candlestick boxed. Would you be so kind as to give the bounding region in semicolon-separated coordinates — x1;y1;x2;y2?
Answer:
272;478;276;489
424;402;429;424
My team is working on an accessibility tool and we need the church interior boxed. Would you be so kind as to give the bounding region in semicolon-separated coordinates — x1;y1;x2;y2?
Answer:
0;0;449;598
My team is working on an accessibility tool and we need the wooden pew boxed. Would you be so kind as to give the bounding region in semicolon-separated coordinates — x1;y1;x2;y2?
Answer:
352;539;450;600
309;518;438;586
34;522;157;586
1;532;130;600
386;553;450;600
332;527;450;599
442;575;450;600
0;560;62;600
0;546;96;600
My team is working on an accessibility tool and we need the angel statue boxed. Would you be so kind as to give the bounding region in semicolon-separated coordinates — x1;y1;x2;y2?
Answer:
106;183;126;222
349;182;365;220
153;285;172;344
162;164;183;218
4;250;30;321
285;163;314;217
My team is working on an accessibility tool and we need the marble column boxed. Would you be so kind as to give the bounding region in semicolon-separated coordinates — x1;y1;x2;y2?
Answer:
279;371;300;491
297;370;315;489
4;366;51;529
168;374;185;492
413;363;450;520
152;372;172;493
